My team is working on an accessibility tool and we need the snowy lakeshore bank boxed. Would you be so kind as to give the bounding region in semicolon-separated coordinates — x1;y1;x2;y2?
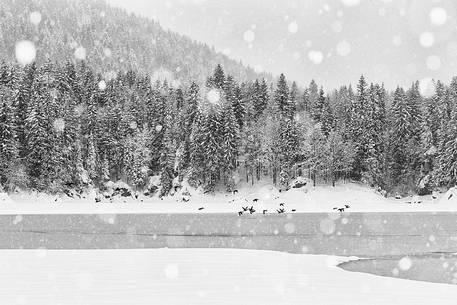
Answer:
1;183;456;215
0;248;455;305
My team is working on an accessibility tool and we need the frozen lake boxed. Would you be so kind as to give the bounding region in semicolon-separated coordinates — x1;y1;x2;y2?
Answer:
1;212;457;284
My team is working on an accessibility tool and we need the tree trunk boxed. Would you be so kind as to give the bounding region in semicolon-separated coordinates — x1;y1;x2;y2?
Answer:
273;167;277;185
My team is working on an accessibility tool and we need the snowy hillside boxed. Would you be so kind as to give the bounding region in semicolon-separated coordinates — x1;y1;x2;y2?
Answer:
0;0;269;85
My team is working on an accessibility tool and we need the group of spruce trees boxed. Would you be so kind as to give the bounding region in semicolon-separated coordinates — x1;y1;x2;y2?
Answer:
0;61;456;196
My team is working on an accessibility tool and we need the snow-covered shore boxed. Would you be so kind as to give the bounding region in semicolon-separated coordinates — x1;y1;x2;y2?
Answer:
0;248;455;305
1;182;456;215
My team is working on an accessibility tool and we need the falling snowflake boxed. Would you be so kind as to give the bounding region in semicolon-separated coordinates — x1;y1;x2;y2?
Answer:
98;214;117;224
206;89;221;104
319;218;335;235
430;7;447;26
336;40;351;56
243;30;255;43
12;215;23;225
419;78;435;97
284;222;296;234
15;40;36;66
129;121;138;130
288;21;298;34
103;48;112;57
53;118;65;133
419;32;434;48
104;71;117;81
98;80;107;91
74;46;87;60
308;50;324;64
398;257;412;271
29;11;42;26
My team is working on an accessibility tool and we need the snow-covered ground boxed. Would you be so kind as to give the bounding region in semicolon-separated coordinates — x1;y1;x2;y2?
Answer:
1;182;456;215
0;248;455;305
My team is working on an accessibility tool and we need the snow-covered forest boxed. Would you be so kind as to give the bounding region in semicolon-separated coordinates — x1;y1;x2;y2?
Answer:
0;61;456;197
0;0;456;198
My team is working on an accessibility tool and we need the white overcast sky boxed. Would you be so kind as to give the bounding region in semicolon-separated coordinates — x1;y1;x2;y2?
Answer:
106;0;457;90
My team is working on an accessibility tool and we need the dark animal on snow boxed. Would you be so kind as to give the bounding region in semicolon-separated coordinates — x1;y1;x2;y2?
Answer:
263;210;268;214
253;198;259;202
279;203;285;207
183;198;190;202
135;194;139;200
291;209;296;212
198;207;204;211
249;207;256;214
95;198;101;203
238;211;243;216
449;193;454;200
277;208;285;214
338;208;345;213
242;206;249;212
344;204;350;209
233;190;239;194
333;207;338;210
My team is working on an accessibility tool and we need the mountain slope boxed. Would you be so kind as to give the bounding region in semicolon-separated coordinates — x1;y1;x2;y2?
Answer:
0;0;270;85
